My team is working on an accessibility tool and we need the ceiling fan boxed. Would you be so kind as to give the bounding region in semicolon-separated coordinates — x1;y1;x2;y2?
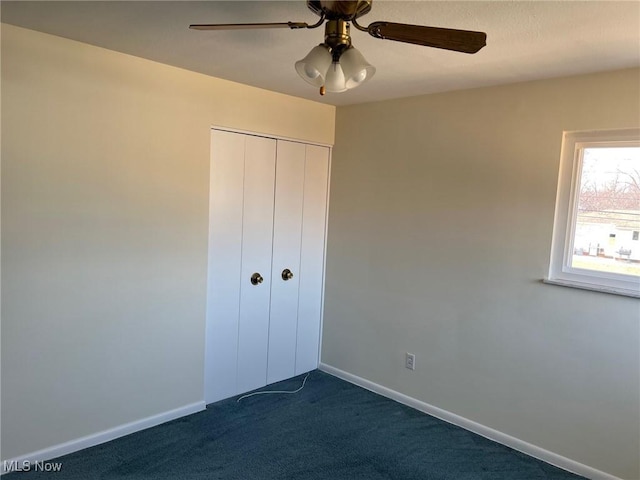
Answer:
190;0;487;95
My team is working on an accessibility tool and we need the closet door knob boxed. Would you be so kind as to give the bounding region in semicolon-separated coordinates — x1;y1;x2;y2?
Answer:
281;269;294;281
250;273;264;285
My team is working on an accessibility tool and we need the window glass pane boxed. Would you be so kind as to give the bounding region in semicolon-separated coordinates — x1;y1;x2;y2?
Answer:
571;146;640;277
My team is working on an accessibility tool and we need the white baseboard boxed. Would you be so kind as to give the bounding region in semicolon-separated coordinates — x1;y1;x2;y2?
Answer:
1;401;205;475
319;363;622;480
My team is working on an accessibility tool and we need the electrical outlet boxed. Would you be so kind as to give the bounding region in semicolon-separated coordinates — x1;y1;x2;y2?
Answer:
405;352;416;370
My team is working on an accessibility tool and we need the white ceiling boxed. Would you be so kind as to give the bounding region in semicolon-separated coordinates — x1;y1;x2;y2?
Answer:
2;1;639;106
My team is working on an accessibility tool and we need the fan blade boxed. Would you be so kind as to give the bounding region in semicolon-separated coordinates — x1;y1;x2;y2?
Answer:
367;22;486;54
190;22;309;30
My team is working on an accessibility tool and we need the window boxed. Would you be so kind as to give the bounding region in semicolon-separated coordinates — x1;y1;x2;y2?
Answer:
547;129;640;298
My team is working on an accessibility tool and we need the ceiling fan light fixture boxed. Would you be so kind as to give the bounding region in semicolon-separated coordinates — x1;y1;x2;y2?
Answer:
192;1;487;95
324;61;348;93
295;44;332;87
340;46;376;89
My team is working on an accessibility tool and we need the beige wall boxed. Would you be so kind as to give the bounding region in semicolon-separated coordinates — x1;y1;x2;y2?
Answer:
323;69;640;479
0;24;334;460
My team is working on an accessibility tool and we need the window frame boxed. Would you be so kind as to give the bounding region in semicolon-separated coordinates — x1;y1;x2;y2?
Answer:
546;129;640;298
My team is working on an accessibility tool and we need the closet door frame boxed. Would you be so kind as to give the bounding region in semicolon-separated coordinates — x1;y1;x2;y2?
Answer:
204;126;332;405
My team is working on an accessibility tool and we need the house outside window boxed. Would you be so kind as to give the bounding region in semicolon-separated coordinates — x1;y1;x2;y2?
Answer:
547;129;640;297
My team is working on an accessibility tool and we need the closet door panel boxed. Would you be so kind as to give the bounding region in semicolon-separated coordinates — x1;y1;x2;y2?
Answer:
267;141;305;384
206;130;245;403
296;145;330;375
236;135;277;394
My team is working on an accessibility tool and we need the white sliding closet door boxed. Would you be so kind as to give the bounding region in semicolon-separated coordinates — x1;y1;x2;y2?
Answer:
206;129;330;404
267;141;306;384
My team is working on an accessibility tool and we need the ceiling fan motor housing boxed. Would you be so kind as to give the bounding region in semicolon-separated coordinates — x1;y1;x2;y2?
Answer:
307;0;372;21
324;20;352;58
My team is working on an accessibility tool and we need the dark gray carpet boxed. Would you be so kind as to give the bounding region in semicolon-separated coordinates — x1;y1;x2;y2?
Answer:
5;370;584;479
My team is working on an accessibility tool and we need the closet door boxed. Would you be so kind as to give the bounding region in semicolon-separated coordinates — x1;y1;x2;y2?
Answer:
206;131;276;402
205;130;245;403
206;129;329;404
236;136;277;394
296;145;330;375
267;141;306;384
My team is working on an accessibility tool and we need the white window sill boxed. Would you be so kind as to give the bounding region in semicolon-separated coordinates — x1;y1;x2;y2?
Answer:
543;278;640;299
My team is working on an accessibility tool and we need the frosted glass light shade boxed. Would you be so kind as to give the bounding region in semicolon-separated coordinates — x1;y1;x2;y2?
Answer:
340;47;376;89
324;62;347;93
295;45;332;87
